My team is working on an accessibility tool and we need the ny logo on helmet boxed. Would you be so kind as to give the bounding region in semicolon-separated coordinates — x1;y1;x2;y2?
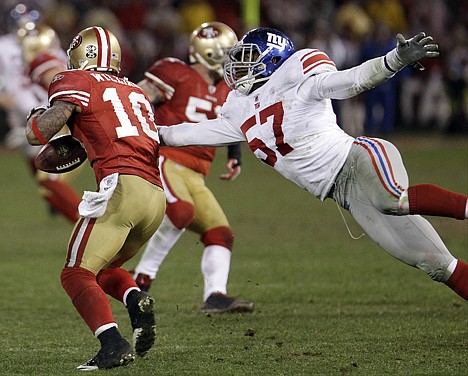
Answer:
266;32;287;51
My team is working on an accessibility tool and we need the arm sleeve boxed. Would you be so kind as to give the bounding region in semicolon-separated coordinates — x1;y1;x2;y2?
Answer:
158;117;245;147
227;143;242;166
297;56;397;101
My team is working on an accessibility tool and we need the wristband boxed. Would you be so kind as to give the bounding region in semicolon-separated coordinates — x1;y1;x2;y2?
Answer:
31;117;48;145
384;49;405;73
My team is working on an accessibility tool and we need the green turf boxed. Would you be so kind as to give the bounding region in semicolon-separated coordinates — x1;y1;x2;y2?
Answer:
0;134;466;375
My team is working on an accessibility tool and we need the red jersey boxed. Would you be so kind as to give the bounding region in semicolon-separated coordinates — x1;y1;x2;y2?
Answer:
48;70;162;188
28;52;67;90
144;58;231;175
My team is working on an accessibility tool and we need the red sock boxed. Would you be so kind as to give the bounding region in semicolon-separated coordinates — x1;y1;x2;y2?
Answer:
61;267;115;334
446;260;468;300
40;179;81;223
408;184;467;220
97;267;139;303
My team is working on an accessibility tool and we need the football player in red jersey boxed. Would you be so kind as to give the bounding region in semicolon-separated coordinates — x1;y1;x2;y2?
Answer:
19;22;83;223
132;22;254;313
26;27;166;370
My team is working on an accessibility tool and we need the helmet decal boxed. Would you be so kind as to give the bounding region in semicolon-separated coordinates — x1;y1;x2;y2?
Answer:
198;26;220;39
69;34;82;50
85;44;97;59
266;32;289;51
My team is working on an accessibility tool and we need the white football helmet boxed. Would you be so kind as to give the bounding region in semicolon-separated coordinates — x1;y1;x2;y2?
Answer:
189;21;238;75
67;26;121;74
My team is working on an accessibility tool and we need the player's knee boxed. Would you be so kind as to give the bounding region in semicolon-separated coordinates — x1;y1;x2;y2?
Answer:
166;200;195;229
375;197;400;216
202;226;234;250
60;267;96;293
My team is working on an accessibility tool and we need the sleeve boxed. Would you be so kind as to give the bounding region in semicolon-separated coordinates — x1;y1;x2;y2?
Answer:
48;71;90;110
158;117;245;147
29;53;66;89
300;49;337;77
297;56;397;101
143;58;186;101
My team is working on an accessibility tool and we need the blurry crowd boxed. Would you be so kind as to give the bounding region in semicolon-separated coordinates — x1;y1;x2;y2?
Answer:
0;0;467;142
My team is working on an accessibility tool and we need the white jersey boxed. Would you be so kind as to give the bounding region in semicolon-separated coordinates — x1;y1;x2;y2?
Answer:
159;48;396;200
0;34;41;114
0;34;42;152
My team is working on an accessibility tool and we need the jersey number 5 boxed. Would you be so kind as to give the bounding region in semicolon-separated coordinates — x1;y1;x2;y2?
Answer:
103;87;159;141
241;102;293;167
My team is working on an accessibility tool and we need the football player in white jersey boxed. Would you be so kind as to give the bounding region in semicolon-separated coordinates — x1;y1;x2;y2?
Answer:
157;27;468;302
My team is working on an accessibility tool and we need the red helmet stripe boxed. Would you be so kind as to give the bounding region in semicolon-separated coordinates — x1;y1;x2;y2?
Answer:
93;27;111;68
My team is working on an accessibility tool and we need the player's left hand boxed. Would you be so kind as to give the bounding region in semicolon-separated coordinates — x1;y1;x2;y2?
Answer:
219;158;241;181
395;32;439;66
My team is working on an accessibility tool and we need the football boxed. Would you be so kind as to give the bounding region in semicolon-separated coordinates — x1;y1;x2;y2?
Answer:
34;134;87;173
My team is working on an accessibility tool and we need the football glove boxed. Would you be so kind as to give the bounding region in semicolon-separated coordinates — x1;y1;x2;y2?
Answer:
385;32;439;72
219;158;241;181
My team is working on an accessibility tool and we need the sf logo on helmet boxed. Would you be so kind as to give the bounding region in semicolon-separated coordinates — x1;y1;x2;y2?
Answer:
266;32;287;51
199;27;219;39
69;35;82;50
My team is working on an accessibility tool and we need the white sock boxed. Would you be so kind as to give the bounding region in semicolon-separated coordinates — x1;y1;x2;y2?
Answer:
201;245;231;301
134;215;184;279
465;199;468;218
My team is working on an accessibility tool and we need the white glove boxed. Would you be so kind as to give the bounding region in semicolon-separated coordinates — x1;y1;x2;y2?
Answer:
219;158;241;181
385;32;439;72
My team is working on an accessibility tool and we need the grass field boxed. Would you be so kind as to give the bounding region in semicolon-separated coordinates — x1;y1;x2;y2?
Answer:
0;134;467;375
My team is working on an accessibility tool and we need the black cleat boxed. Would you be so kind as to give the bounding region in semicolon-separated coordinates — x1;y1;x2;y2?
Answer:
200;293;254;314
127;290;156;357
76;339;135;371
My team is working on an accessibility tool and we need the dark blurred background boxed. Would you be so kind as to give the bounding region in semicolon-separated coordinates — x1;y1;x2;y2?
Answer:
0;0;466;139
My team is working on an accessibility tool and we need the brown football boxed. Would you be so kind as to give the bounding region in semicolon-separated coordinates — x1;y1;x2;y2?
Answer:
34;134;87;173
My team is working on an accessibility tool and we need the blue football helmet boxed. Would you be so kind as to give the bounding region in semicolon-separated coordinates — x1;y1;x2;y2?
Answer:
224;27;295;95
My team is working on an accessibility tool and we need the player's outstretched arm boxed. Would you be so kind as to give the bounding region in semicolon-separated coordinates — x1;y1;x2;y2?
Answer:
299;31;439;101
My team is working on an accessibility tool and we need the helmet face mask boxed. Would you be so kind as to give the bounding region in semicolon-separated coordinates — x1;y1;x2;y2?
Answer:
224;28;295;95
67;26;121;75
189;21;238;76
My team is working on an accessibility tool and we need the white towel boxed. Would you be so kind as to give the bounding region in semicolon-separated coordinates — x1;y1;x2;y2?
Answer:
78;173;119;218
